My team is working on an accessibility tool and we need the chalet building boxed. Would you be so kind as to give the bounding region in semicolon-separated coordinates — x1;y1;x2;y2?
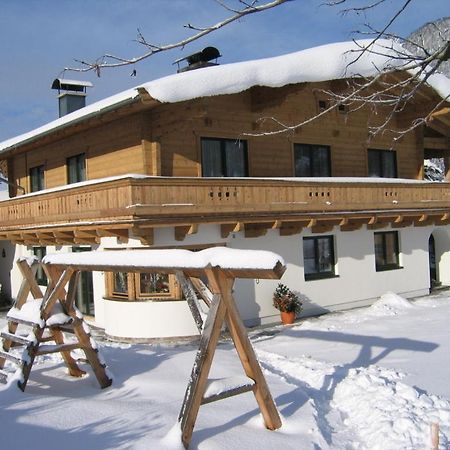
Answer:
0;40;449;340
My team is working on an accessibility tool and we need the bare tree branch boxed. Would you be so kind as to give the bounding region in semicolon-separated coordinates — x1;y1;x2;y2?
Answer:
62;0;449;151
244;1;449;145
63;0;289;77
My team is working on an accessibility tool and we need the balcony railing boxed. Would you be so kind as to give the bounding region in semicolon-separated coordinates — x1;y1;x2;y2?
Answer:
0;176;449;242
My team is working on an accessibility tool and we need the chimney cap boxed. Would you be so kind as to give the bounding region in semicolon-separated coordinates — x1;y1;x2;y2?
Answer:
173;46;221;66
51;78;93;92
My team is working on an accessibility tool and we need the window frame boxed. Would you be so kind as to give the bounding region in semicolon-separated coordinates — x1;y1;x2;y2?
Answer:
201;137;249;177
374;231;401;271
106;271;181;301
67;153;86;184
303;235;336;281
137;272;179;299
29;165;45;192
368;148;397;178
293;143;331;177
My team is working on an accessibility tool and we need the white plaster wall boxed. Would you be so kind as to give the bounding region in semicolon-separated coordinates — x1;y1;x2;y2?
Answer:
0;241;15;300
10;244;27;300
430;226;450;286
103;300;199;339
229;225;432;325
6;222;444;339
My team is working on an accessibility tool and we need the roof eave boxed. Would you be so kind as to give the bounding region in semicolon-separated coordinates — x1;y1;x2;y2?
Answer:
0;93;157;157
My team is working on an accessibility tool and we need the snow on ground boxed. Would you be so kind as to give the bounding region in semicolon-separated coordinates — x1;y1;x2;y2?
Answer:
1;291;450;449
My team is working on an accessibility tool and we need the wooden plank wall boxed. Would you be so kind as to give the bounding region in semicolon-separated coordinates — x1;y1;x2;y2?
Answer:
11;113;146;192
8;79;427;194
147;81;421;179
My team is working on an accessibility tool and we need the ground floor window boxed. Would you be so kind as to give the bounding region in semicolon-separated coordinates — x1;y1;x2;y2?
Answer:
374;231;400;271
107;271;181;301
303;235;335;280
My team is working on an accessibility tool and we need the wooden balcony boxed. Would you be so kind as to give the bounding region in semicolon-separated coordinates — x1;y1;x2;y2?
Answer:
1;176;450;245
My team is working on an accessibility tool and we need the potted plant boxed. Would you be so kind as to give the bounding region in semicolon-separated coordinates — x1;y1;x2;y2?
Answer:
273;283;302;325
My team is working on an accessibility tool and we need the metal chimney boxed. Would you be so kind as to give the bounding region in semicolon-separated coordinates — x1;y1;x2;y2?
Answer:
174;47;221;73
51;78;93;117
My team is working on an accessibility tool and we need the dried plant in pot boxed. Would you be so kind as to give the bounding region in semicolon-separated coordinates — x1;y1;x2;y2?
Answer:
273;283;302;325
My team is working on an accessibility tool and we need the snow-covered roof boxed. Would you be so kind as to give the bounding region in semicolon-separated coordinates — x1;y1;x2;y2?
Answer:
1;39;449;154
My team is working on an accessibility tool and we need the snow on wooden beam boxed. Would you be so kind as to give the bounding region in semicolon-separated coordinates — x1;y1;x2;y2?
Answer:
42;247;286;279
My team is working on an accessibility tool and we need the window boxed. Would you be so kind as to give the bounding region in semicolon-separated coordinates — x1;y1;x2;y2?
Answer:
201;138;248;177
67;153;86;184
303;235;335;280
294;144;331;177
139;273;172;297
107;272;181;301
112;272;129;298
32;247;47;286
368;149;397;178
374;231;400;271
29;165;44;192
317;100;328;112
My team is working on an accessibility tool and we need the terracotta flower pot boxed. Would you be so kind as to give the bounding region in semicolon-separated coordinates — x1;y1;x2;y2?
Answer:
280;311;295;325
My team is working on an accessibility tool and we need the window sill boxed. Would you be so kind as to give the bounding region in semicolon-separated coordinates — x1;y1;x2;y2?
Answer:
304;273;339;282
103;296;183;302
375;265;403;272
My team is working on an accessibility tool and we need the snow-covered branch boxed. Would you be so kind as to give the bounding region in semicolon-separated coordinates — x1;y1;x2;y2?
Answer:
246;0;449;143
63;0;288;77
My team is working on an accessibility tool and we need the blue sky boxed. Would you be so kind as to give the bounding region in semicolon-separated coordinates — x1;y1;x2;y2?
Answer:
0;0;448;142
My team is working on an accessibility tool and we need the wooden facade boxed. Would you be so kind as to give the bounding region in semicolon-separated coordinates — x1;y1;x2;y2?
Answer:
0;75;449;245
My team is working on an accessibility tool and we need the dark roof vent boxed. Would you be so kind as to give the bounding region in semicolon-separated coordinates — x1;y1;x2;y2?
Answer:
174;47;221;73
51;78;93;117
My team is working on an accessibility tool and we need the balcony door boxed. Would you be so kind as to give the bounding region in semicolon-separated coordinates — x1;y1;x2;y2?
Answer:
368;149;397;178
294;144;331;177
201;138;248;177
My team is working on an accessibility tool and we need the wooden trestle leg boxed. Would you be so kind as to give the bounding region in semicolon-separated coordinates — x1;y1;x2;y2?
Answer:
178;268;281;449
1;265;112;390
50;271;86;378
0;260;42;371
61;270;112;389
178;288;227;448
217;270;282;431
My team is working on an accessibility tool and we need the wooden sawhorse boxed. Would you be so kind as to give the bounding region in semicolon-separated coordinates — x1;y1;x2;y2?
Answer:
0;258;112;391
4;248;285;448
